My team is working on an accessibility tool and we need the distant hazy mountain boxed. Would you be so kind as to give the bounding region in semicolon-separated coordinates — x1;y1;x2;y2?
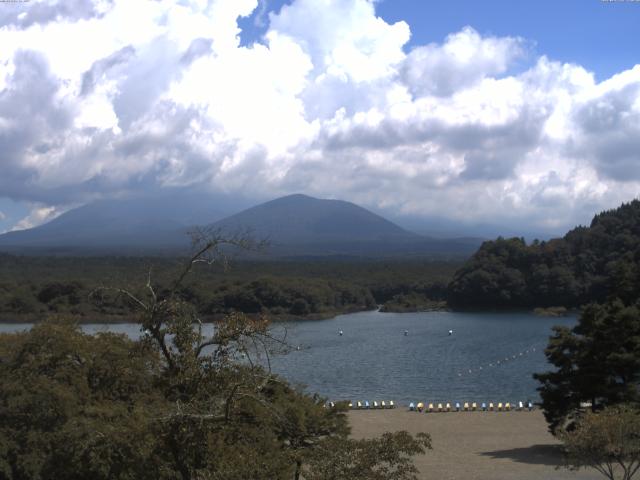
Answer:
0;193;481;257
0;192;240;254
212;194;480;257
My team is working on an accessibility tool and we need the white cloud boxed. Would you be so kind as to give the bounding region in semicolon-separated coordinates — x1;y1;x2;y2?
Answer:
11;205;62;231
0;0;638;232
403;26;526;97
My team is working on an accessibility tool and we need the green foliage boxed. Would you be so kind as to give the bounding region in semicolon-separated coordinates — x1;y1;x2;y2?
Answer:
0;255;459;321
0;321;162;480
534;300;640;433
449;200;640;309
0;236;432;479
303;431;432;480
378;292;446;313
559;404;640;480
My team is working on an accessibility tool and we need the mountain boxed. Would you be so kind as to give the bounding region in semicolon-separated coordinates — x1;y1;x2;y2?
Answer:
0;193;481;257
0;192;242;254
212;194;480;257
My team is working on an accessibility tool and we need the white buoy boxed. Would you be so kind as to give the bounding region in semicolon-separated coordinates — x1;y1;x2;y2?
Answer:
404;330;408;336
339;330;343;336
448;329;453;336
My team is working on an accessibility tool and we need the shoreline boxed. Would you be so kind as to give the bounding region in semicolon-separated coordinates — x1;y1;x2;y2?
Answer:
0;305;578;324
347;409;600;480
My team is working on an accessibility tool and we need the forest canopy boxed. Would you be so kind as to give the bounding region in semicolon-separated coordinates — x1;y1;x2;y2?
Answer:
448;200;640;309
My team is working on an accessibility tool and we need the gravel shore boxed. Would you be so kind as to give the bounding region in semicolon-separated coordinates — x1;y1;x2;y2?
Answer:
348;409;601;480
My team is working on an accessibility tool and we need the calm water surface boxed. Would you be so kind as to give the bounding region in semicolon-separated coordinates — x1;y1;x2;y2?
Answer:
269;310;576;404
0;310;576;405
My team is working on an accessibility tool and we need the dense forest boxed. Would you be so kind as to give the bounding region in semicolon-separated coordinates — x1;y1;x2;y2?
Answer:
0;236;432;479
3;200;639;320
0;256;458;322
448;200;640;309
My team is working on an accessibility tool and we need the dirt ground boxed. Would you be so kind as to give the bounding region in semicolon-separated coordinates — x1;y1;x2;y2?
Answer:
347;409;602;480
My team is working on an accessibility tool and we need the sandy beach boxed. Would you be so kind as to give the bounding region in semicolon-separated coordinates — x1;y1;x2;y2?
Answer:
348;409;601;480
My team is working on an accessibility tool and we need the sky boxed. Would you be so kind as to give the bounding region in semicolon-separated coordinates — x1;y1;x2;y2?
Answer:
0;0;639;236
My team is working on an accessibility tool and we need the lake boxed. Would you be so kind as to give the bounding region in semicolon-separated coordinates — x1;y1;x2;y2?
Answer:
0;310;576;405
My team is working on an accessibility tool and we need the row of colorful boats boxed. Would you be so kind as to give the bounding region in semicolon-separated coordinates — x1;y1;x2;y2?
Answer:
326;401;396;409
325;400;535;411
408;401;534;412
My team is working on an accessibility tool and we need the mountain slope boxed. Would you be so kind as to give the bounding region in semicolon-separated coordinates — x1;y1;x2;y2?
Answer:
0;192;238;253
214;194;413;242
0;193;481;257
212;194;478;256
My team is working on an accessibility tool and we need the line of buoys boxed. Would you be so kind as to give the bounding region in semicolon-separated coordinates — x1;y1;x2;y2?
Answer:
408;400;534;412
456;345;540;378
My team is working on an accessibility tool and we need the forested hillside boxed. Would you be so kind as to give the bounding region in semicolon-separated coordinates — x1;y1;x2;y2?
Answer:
0;256;457;321
448;200;640;309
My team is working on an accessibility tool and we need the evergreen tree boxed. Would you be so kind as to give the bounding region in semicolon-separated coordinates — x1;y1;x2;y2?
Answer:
534;300;640;433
